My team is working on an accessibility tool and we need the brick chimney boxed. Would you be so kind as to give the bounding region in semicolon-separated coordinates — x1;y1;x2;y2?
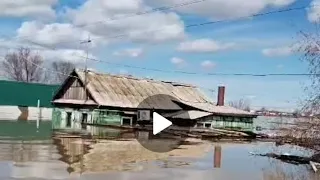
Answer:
217;86;225;106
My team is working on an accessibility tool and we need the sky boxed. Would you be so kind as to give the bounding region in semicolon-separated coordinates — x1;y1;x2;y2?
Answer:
0;0;318;112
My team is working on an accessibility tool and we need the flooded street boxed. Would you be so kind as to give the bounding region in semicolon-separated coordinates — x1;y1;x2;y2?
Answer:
0;121;317;180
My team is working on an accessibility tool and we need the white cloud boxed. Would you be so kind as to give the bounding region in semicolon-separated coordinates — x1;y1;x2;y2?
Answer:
39;49;96;63
113;48;143;57
277;64;284;69
262;46;293;57
177;39;236;53
307;0;320;22
0;38;49;58
170;57;186;68
201;60;215;69
0;38;92;64
171;57;185;64
150;0;295;20
0;0;57;20
66;0;185;43
16;21;103;49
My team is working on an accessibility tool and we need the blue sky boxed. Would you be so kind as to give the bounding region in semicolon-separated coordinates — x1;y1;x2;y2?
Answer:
0;0;317;111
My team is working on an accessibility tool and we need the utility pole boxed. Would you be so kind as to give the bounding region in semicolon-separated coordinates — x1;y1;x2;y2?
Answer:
80;35;91;101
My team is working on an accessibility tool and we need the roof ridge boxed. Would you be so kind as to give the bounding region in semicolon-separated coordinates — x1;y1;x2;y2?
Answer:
77;68;196;87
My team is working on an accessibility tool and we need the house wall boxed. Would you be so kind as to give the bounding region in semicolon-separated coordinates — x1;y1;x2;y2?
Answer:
92;109;122;125
52;108;124;130
52;108;93;129
196;115;254;131
60;78;89;100
0;106;52;121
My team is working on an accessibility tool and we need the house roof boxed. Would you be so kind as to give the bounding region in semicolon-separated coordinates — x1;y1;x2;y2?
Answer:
162;110;213;120
53;69;256;117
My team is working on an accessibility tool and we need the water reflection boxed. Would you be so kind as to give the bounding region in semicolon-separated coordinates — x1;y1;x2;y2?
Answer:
0;139;71;179
52;137;93;174
214;145;222;168
0;121;317;180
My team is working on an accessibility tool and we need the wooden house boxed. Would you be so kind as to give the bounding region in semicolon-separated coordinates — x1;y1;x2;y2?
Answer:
51;69;257;131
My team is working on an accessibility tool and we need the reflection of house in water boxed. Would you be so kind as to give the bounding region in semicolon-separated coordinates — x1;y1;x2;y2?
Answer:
214;145;222;168
0;140;70;179
51;69;257;131
89;126;128;139
52;137;92;173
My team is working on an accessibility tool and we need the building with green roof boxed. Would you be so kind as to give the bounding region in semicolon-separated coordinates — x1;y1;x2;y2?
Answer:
0;80;60;121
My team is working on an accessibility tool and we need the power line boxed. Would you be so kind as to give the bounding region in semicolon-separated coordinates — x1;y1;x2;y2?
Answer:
0;4;315;78
0;0;209;44
16;40;315;78
71;4;319;44
74;0;209;28
15;37;316;78
17;56;80;80
1;52;216;91
0;3;316;48
76;55;317;77
0;56;305;108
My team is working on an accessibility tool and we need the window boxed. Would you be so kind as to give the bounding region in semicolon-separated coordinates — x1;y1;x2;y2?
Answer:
81;113;88;129
82;113;88;123
223;116;233;122
122;117;132;126
66;112;72;127
196;123;203;128
234;117;240;122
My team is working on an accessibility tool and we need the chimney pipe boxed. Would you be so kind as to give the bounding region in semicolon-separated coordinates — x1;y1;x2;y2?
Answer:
217;86;225;106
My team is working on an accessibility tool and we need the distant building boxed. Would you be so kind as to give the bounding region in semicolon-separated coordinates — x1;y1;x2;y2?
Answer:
0;80;59;121
51;69;257;131
253;109;299;117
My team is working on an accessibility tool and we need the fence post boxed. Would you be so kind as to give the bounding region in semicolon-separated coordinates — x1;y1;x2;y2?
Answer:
37;99;40;129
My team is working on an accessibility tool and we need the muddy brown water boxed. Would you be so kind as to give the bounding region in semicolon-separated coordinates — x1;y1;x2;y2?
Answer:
0;120;318;180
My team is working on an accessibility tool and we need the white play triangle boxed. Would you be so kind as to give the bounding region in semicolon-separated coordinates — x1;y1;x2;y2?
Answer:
153;112;172;135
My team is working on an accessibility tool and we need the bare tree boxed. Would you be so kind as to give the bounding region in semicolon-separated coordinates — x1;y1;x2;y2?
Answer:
228;99;251;112
297;28;320;114
1;47;45;83
50;61;75;83
274;22;320;151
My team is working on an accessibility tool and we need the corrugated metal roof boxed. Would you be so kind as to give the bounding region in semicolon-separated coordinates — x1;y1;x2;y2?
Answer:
0;80;59;107
65;69;256;117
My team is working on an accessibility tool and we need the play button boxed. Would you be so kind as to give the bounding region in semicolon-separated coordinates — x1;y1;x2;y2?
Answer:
135;94;191;153
153;112;172;135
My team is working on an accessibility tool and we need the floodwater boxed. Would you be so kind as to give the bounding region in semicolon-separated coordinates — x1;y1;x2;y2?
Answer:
0;120;318;180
